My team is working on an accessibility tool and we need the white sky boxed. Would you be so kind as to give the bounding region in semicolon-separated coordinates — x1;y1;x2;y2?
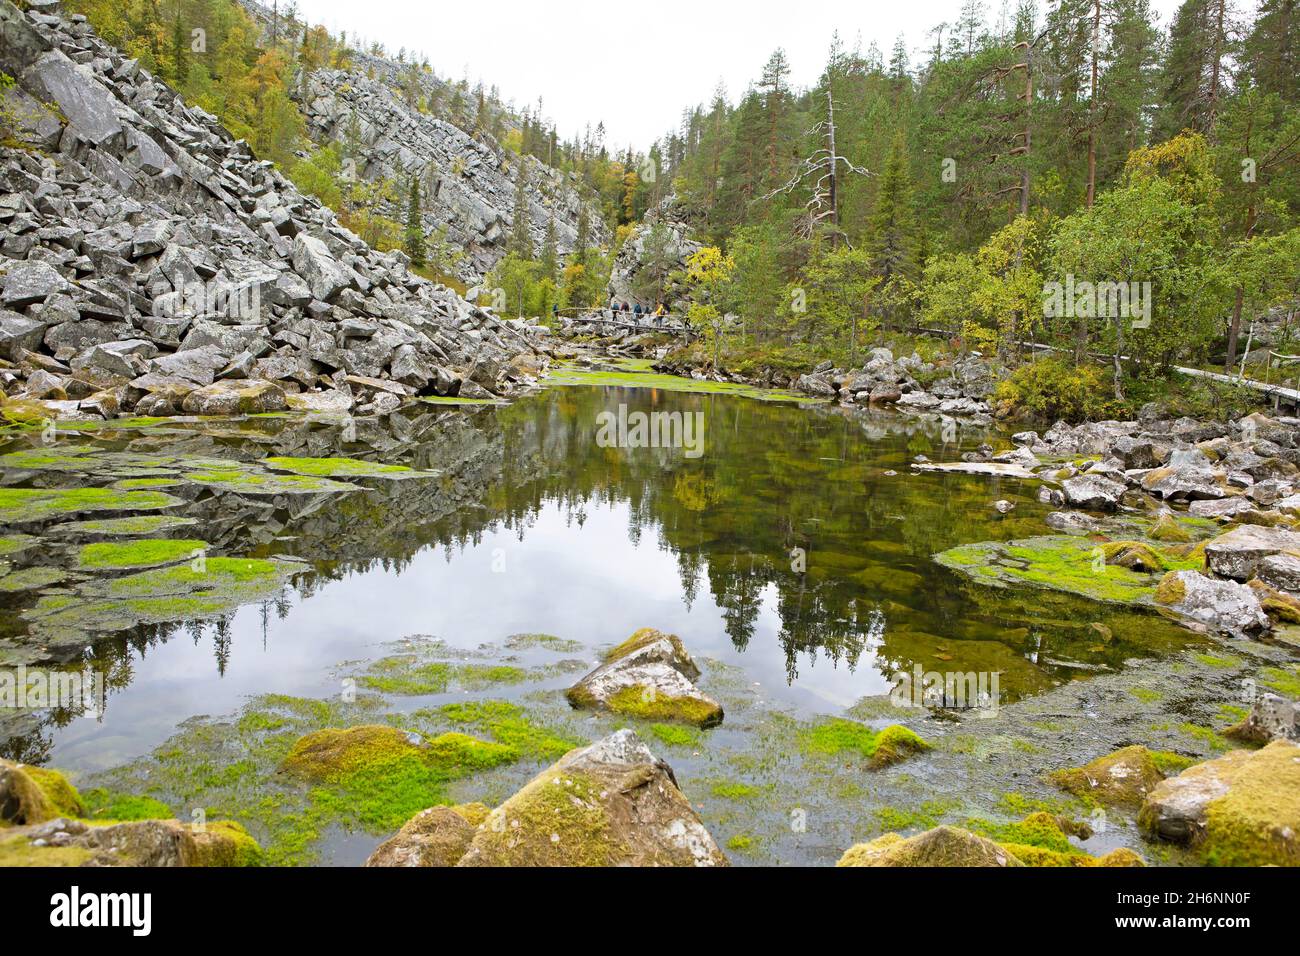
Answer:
292;0;1187;152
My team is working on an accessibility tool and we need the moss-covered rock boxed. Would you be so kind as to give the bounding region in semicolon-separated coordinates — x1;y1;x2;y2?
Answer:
800;719;931;769
0;817;261;867
566;628;722;727
280;725;516;832
1149;513;1194;543
1138;740;1300;865
77;538;208;571
837;826;1024;867
0;760;83;825
364;804;484;867
456;730;728;867
1048;745;1166;809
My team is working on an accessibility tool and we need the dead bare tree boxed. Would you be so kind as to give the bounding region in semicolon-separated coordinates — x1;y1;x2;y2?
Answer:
762;90;872;246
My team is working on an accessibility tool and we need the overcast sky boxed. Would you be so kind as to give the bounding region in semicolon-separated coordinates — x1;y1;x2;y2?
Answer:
292;0;1187;152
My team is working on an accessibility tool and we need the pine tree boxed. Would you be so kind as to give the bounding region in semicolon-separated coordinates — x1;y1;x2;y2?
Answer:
868;130;915;282
403;176;426;268
1244;0;1300;103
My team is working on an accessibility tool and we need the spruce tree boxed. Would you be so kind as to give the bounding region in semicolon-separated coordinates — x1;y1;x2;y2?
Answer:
403;176;426;268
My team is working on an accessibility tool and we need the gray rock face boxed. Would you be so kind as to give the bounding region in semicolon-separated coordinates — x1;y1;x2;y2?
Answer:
1204;525;1300;582
1155;570;1271;636
0;0;547;420
2;259;70;307
1062;474;1126;511
607;194;701;308
1259;553;1300;594
289;56;606;286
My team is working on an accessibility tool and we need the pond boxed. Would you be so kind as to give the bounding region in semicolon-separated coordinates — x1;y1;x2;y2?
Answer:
0;369;1207;864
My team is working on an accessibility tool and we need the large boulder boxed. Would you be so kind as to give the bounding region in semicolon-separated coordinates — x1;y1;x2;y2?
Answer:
2;259;70;307
456;730;728;867
180;379;287;416
1154;570;1272;636
837;826;1023;867
0;759;82;825
1062;474;1126;512
1138;740;1300;865
291;233;351;303
1047;745;1166;810
1204;525;1300;582
565;628;722;727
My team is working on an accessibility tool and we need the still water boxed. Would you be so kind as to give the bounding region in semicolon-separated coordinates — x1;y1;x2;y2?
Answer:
4;380;1196;777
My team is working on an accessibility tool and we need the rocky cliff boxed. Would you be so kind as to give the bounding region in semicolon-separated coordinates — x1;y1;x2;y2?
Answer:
235;0;606;285
0;0;543;422
607;193;700;309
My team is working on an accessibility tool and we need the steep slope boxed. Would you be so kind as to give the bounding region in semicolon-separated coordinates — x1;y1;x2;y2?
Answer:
237;0;607;285
0;0;542;423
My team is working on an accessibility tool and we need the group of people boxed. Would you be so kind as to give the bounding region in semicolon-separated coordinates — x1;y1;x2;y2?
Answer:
606;299;669;324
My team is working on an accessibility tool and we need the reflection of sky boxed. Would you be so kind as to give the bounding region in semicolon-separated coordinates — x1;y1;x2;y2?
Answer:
52;497;891;772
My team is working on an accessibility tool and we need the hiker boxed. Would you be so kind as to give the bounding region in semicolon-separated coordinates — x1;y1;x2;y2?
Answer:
633;303;643;320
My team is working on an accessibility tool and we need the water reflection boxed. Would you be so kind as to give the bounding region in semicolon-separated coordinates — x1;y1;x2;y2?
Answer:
2;384;1200;768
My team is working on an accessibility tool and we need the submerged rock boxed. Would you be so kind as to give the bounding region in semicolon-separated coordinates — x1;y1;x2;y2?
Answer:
456;730;728;867
1048;745;1166;809
566;628;723;727
1138;740;1300;866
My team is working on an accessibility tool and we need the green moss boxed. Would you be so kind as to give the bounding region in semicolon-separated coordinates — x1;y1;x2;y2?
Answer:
194;819;264;867
0;487;183;523
1149;513;1194;543
52;515;200;537
182;467;361;495
1130;686;1164;703
546;362;817;404
1260;665;1300;698
0;834;95;866
0;534;36;556
77;538;208;570
361;661;452;695
799;719;930;768
0;565;68;592
598;684;724;727
726;833;757;852
873;800;956;833
936;536;1187;605
603;626;683;662
1150;750;1197;774
1193;652;1241;669
282;725;516;831
505;633;583;653
262;456;417;479
456;664;527;689
711;781;760;800
1180;722;1230;752
436;701;582;760
1048;746;1165;808
81;787;173;821
25;765;84;818
648;723;702;749
469;770;624;866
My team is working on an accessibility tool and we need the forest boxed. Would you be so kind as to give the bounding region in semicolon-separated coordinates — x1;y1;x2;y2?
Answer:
53;0;1300;413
